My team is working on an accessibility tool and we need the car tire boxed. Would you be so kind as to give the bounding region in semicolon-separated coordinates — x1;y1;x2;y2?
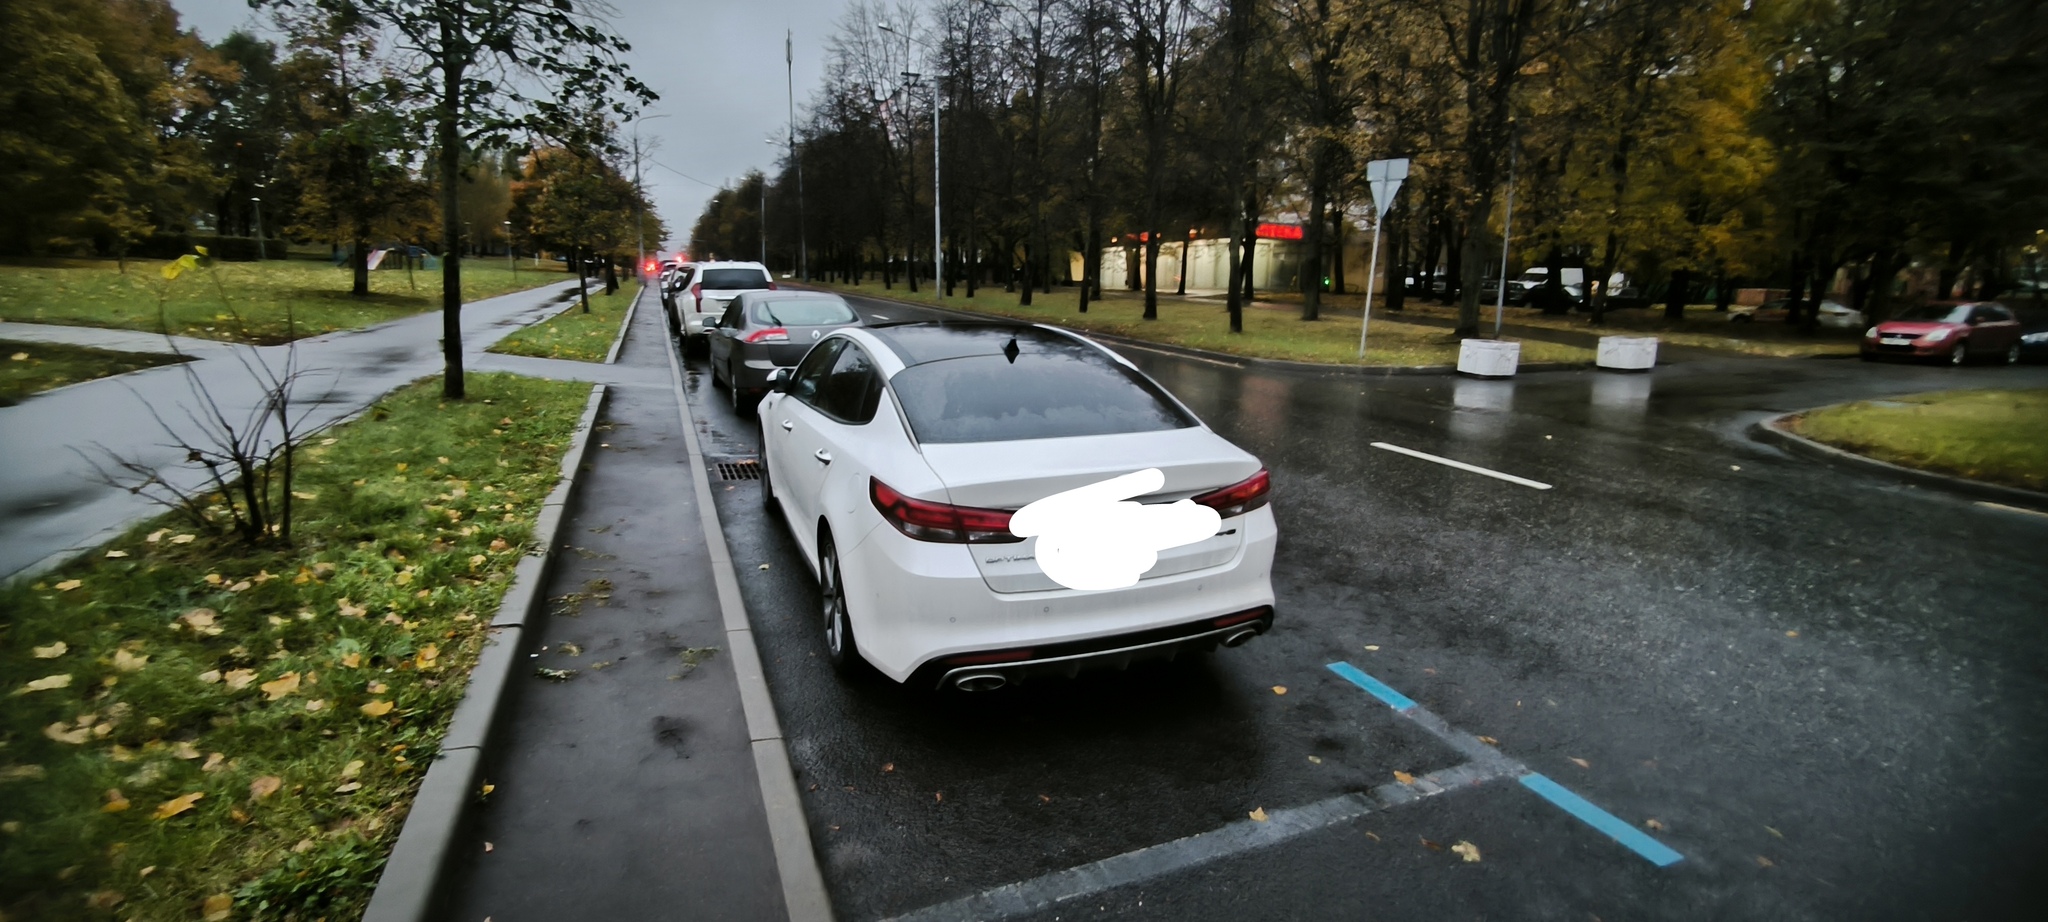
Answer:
730;374;744;414
1950;343;1968;367
818;532;862;677
2007;343;2020;365
709;354;727;389
758;422;777;512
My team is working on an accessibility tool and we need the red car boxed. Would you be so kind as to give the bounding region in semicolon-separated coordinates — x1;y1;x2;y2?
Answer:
1861;302;2024;366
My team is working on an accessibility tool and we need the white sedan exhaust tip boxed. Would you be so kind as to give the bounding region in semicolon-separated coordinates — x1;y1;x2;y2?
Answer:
951;673;1008;692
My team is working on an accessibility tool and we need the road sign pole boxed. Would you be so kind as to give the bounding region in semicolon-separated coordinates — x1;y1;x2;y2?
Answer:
1358;221;1383;358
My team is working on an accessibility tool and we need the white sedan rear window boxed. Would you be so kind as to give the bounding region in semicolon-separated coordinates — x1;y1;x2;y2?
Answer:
889;346;1195;444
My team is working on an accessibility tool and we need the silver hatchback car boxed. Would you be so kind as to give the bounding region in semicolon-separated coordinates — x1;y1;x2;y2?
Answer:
708;290;863;414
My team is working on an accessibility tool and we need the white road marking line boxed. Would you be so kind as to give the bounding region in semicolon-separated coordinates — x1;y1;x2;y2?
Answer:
1370;441;1553;490
1109;340;1245;368
1974;500;2048;519
879;759;1519;922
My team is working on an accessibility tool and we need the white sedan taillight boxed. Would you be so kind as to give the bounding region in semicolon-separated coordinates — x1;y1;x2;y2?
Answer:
1191;469;1271;518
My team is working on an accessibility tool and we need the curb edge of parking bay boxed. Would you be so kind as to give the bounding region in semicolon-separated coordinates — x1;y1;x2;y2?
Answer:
660;290;838;922
360;382;610;922
1751;410;2048;513
603;282;641;364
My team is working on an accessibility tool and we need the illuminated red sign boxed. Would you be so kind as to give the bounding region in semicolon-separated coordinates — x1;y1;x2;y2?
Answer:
1255;223;1303;240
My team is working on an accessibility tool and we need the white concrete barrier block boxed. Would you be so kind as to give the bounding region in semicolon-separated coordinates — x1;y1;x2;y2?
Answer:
1597;335;1659;370
1457;339;1521;377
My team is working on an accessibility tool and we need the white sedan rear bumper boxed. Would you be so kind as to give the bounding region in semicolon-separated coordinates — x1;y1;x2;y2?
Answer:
836;506;1279;684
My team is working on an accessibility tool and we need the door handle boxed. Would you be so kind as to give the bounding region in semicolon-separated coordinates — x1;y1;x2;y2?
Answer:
781;420;794;431
813;449;833;464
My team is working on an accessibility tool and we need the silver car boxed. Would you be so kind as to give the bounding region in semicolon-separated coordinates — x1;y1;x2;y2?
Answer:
708;291;863;415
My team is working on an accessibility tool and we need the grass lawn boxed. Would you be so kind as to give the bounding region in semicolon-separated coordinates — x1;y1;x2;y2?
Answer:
2;341;185;406
487;282;630;362
1788;388;2048;491
0;258;570;346
0;373;591;921
1279;293;1863;358
812;281;1592;367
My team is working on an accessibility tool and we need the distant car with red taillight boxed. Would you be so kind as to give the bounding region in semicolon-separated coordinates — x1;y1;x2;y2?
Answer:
707;291;863;416
1862;302;2023;366
757;322;1278;692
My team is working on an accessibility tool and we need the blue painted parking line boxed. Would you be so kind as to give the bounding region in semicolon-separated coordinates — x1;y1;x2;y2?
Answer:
1518;774;1685;867
1327;661;1684;868
1326;661;1417;710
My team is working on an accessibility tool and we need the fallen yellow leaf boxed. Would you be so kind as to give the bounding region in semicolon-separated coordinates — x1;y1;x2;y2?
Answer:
1272;685;1287;695
1248;807;1269;822
113;649;149;672
172;741;201;760
335;781;362;793
341;653;362;668
415;644;439;671
292;491;318;500
197;669;221;684
1646;818;1666;831
102;789;131;813
305;699;326;712
260;672;301;700
249;776;282;800
227;580;251;593
32;641;67;659
395;462;408;472
1307;755;1322;764
106;550;129;559
151;791;203;820
146;529;167;542
1477;736;1499;745
18;674;73;695
224;669;256;690
181;608;223;635
202;752;225;772
361;699;394;717
1393;770;1416;784
1452;840;1482;863
170;534;195;544
54;579;82;591
1756;855;1775;868
1569;757;1591;769
202;892;234;921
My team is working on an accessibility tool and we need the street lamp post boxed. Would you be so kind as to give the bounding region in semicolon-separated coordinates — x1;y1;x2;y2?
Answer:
250;193;266;261
631;113;670;282
787;30;807;282
880;22;942;297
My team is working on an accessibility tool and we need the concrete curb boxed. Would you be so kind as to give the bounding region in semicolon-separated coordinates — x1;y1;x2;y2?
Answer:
1751;410;2048;512
817;286;1589;377
603;285;640;365
659;289;836;921
360;382;610;922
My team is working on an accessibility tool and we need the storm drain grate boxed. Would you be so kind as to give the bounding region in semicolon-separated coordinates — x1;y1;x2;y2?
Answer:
715;460;761;481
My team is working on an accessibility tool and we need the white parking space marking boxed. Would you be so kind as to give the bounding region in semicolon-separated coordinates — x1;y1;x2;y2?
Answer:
1369;441;1554;490
1107;340;1246;369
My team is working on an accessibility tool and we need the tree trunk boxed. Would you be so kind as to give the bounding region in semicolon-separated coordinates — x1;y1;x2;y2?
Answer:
1302;182;1325;321
1330;207;1346;295
1455;193;1494;336
1226;201;1245;333
1143;236;1161;319
351;230;370;297
1784;253;1807;326
1715;268;1733;312
437;34;466;400
1386;216;1406;312
1864;249;1903;323
1020;241;1035;306
603;257;618;295
576;246;591;313
1664;267;1688;321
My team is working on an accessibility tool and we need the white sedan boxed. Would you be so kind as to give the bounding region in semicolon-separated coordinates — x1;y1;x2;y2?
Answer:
758;322;1278;691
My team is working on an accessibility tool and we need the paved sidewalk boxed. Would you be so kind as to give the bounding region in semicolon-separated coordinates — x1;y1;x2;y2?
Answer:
0;321;236;357
440;289;788;920
0;280;581;580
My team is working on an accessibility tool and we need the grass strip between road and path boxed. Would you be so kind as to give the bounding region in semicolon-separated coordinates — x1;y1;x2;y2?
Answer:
0;372;591;921
486;281;630;363
1787;388;2048;491
810;281;1592;367
1262;292;1864;358
0;259;571;346
2;340;186;406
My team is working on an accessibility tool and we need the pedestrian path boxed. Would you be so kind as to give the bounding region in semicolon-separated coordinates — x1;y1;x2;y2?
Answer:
0;321;235;357
440;287;789;921
0;280;580;581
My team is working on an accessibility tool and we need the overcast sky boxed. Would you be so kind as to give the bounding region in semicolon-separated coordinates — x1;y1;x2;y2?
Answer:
173;0;857;254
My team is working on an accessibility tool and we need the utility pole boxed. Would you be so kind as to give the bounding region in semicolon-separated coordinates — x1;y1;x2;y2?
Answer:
788;30;807;282
631;114;668;281
882;22;943;297
1495;141;1516;338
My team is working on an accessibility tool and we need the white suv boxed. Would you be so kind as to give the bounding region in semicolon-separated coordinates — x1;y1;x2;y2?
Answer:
681;261;775;346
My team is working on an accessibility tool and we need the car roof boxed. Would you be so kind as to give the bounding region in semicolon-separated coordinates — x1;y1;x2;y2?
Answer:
693;260;768;270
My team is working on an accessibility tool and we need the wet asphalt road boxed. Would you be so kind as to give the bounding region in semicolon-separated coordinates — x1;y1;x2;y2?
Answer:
683;292;2048;922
